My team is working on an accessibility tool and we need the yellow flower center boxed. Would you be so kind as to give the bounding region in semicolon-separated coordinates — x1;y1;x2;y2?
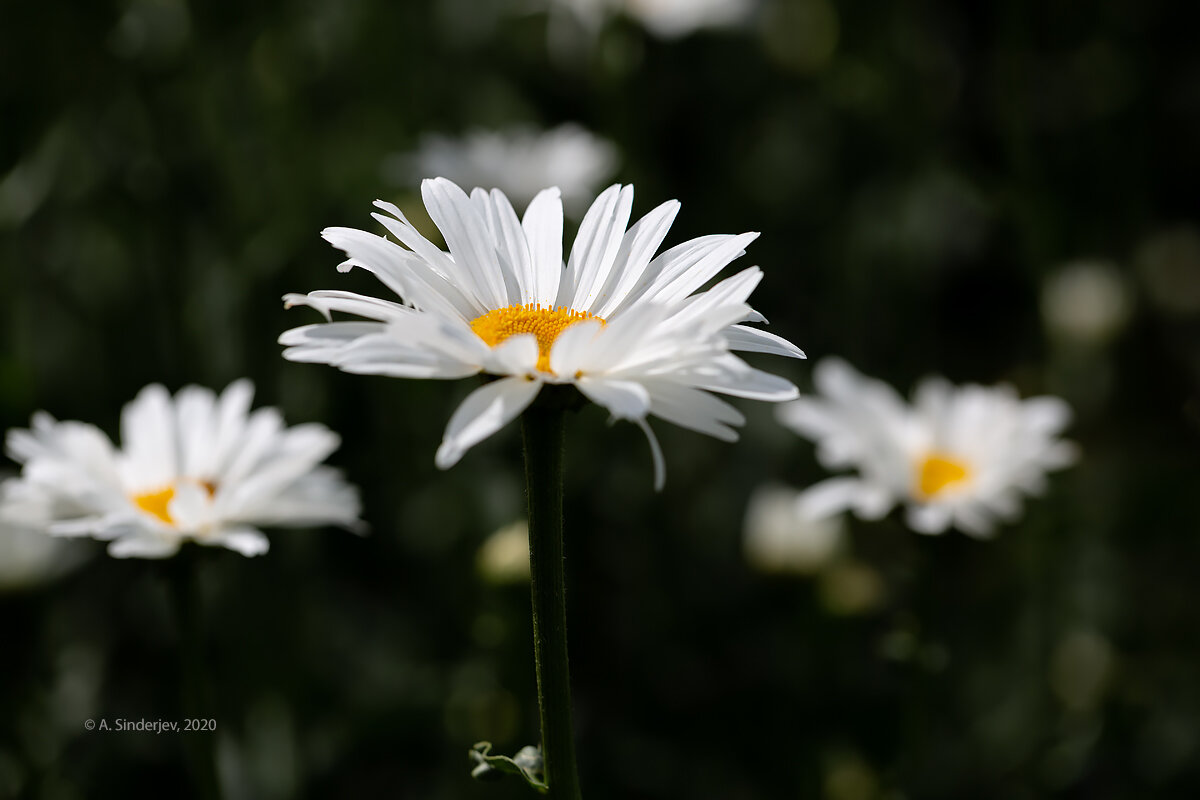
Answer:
470;303;604;373
133;486;176;525
915;453;971;499
131;481;217;526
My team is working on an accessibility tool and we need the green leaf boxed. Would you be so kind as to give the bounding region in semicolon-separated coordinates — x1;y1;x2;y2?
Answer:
469;741;548;793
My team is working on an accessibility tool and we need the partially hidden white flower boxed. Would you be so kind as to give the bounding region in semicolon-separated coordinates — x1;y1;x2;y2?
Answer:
743;484;844;574
0;518;89;590
549;0;755;39
385;124;618;216
0;380;362;559
776;358;1078;538
281;178;805;489
477;520;532;584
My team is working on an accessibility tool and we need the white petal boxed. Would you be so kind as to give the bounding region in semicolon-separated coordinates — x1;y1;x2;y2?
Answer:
166;480;214;532
434;376;543;469
722;324;807;359
474;187;532;305
635;417;666;491
175;385;218;479
643;380;744;441
593;200;681;318
213;379;256;475
522;188;564;308
120;384;178;490
282;289;411;322
687;355;800;402
638;232;759;306
321;225;476;320
108;535;181;559
547;319;607;377
576;377;651;420
952;504;998;539
482;334;540;376
218;407;285;486
905;503;953;534
561;304;668;375
205;527;270;556
560;184;636;312
1023;396;1074;434
797;477;895;520
423;177;509;310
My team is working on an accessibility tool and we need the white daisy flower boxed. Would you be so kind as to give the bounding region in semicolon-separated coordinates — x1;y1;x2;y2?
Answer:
384;124;618;216
549;0;755;40
0;518;89;590
776;358;1078;537
0;380;362;559
742;483;844;575
280;178;805;488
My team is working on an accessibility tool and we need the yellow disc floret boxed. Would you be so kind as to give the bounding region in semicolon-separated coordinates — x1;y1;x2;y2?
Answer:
915;453;971;499
133;486;177;525
131;480;218;526
470;303;604;373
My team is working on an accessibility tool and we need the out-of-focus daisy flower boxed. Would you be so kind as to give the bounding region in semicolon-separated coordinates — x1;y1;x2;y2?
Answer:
0;381;362;559
383;124;618;216
1041;260;1132;346
743;484;844;574
0;518;89;590
549;0;755;40
776;358;1077;537
476;520;532;584
281;178;804;488
1135;225;1200;316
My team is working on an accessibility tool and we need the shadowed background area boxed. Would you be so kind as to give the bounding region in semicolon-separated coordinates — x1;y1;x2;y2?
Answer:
2;0;1200;797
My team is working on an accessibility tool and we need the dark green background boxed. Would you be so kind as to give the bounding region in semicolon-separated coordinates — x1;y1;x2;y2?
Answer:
3;1;1199;797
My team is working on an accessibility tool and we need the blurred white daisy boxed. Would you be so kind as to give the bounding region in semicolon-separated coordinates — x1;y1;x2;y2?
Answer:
548;0;755;40
0;518;89;590
1041;259;1132;346
383;124;618;216
281;178;804;488
742;483;844;574
0;380;362;559
776;358;1077;537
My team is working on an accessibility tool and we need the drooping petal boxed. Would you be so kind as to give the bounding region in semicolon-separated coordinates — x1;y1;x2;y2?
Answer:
108;535;181;559
576;377;652;420
635;417;666;491
204;527;270;556
434;376;543;469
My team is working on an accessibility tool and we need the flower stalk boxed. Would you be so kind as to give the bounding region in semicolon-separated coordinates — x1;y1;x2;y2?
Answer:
166;551;222;800
521;392;582;799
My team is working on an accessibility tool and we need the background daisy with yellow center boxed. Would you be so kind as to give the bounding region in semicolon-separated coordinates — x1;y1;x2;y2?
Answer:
281;177;805;487
0;381;362;558
776;358;1078;537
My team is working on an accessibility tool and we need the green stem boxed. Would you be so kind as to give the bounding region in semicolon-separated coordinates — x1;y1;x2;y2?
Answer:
521;401;582;799
166;550;222;800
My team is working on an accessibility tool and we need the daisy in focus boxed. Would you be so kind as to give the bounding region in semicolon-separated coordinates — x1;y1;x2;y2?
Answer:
384;124;618;216
280;178;805;488
776;358;1078;537
0;381;362;558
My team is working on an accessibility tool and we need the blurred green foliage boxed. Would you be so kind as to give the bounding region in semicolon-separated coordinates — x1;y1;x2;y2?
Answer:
2;0;1200;798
